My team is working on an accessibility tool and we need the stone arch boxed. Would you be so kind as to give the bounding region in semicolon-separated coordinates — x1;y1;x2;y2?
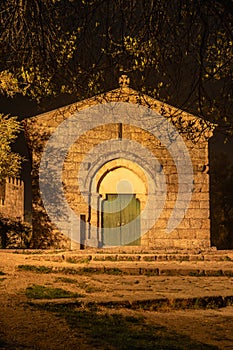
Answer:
95;159;148;247
77;146;164;248
95;158;148;194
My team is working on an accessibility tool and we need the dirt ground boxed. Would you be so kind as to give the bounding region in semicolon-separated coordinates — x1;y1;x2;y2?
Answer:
1;250;233;349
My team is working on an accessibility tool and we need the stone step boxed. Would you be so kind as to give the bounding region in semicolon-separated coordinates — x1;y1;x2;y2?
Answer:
23;250;233;263
17;264;233;277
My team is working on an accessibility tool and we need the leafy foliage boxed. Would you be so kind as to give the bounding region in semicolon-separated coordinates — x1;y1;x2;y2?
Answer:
0;215;32;248
0;114;22;180
0;0;232;133
210;154;233;249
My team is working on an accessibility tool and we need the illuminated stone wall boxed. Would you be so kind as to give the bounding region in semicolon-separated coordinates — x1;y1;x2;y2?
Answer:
25;83;213;250
0;178;24;221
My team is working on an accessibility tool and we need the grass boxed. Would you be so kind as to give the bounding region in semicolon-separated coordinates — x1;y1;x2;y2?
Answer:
30;303;218;349
93;255;118;261
178;256;190;262
221;256;232;261
18;264;233;278
25;284;84;299
18;264;53;273
66;256;91;264
13;250;66;255
18;265;104;275
142;256;156;262
54;277;77;284
189;271;205;277
58;267;125;275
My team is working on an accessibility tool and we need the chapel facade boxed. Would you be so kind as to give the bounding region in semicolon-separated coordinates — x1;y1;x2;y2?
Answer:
24;77;214;250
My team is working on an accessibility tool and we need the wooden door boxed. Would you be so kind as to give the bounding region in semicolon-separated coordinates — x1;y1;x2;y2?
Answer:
102;194;141;246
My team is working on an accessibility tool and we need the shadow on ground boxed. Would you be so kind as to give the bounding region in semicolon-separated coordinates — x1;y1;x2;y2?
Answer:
28;303;218;350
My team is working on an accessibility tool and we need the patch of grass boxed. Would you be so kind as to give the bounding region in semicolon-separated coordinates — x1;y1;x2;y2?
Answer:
224;271;233;277
55;277;77;284
221;256;232;261
68;266;131;276
59;267;103;275
82;267;102;274
17;265;132;276
13;250;66;255
105;255;119;261
31;303;218;349
129;296;228;312
143;256;156;262
26;284;84;299
93;255;118;261
66;256;91;264
18;265;81;276
143;268;159;276
178;256;190;262
18;265;53;273
189;271;205;277
205;270;223;277
58;267;81;275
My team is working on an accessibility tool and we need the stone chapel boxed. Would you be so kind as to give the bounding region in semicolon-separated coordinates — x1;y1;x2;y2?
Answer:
24;76;214;250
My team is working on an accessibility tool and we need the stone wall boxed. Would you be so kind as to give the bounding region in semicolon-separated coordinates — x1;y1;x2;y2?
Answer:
25;85;214;250
0;178;24;221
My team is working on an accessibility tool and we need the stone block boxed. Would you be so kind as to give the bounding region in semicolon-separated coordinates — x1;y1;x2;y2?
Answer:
185;208;209;219
196;229;210;240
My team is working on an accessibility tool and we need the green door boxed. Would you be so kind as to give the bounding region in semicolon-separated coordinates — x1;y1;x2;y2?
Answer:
102;194;141;246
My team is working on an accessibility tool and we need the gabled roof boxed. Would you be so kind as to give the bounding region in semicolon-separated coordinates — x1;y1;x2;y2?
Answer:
25;75;215;141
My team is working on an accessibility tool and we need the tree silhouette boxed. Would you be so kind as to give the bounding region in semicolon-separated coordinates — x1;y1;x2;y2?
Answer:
210;153;233;249
0;0;232;134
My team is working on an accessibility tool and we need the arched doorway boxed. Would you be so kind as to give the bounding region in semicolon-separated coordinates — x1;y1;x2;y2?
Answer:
96;160;147;247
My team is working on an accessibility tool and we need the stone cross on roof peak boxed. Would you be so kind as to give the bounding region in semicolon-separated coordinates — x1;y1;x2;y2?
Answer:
119;74;130;88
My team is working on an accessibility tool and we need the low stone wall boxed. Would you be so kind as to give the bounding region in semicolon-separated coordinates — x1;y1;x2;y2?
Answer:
0;178;24;221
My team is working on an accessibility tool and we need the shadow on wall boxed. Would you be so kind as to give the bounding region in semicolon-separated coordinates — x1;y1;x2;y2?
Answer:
209;129;233;250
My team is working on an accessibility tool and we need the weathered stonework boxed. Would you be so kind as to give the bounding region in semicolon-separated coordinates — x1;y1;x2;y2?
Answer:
0;178;24;221
24;81;214;250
